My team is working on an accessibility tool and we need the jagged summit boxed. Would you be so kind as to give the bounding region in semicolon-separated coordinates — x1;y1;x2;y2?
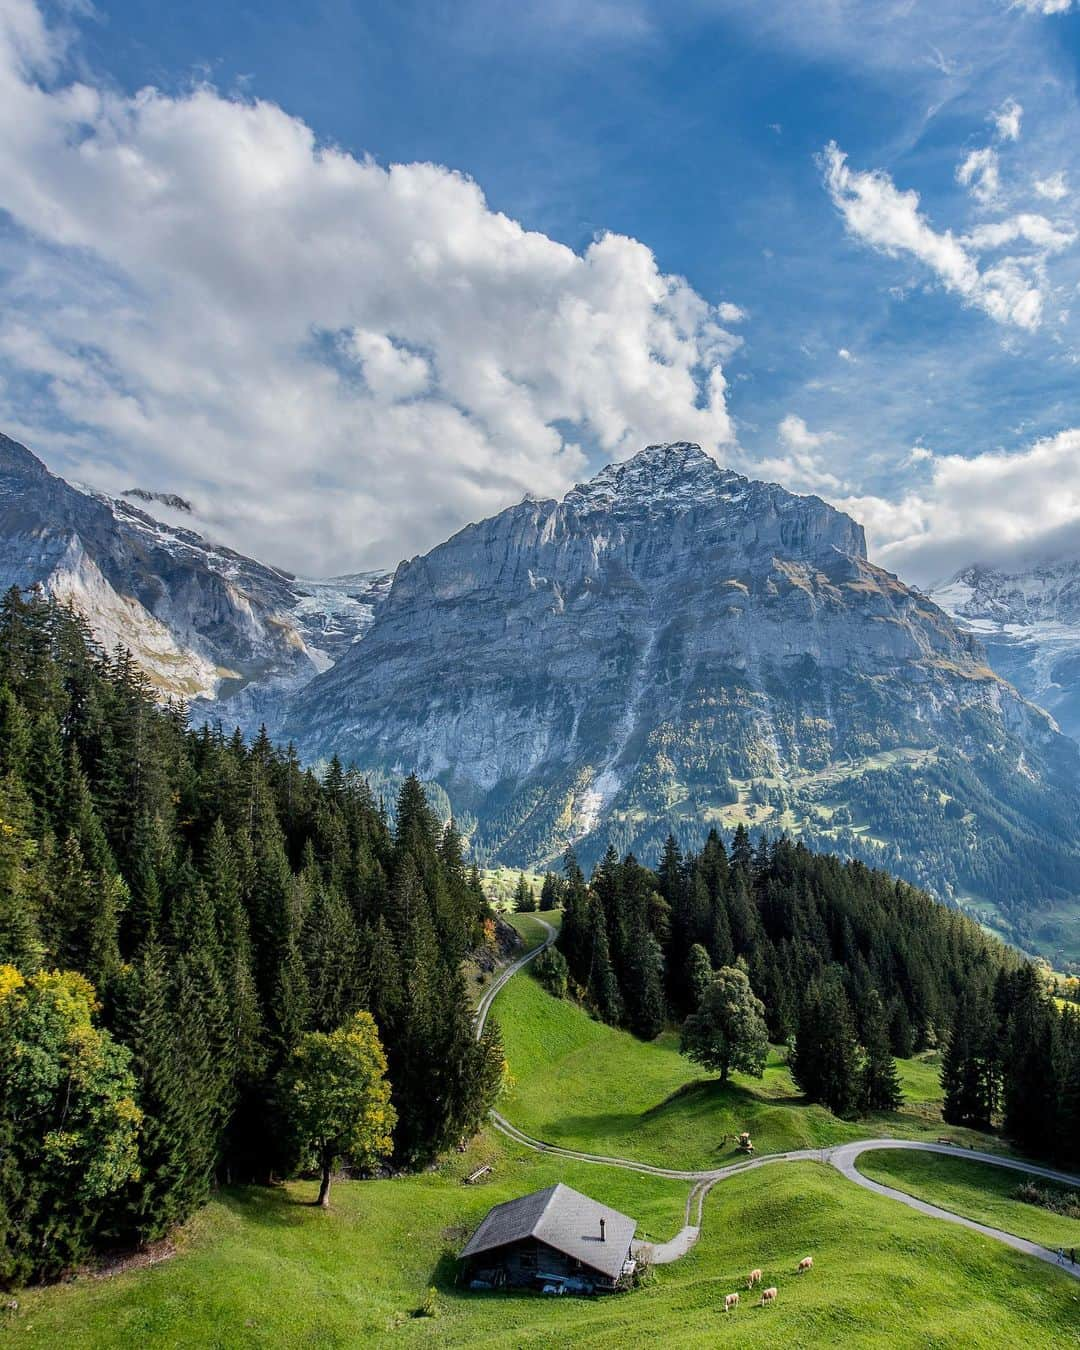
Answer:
564;441;740;514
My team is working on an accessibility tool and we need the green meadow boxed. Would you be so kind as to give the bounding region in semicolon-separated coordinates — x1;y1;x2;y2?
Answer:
10;950;1080;1348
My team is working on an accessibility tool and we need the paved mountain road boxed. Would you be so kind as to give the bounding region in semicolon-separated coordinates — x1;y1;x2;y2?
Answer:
476;918;1080;1276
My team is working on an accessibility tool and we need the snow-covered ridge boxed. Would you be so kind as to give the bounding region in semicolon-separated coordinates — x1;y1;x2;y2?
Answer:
0;431;392;725
933;558;1080;741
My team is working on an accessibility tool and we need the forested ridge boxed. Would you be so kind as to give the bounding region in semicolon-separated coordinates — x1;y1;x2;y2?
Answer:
0;588;502;1284
552;832;1080;1165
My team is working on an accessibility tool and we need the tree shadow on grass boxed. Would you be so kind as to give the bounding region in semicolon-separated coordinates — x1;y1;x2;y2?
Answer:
217;1186;324;1231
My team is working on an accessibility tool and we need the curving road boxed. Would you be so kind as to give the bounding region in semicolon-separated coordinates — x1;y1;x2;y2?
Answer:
476;916;1080;1277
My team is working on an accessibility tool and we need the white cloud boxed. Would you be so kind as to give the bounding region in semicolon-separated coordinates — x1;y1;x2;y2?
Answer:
1011;0;1076;12
822;142;1064;331
991;97;1023;142
0;0;739;575
837;347;855;361
956;147;1000;204
963;213;1076;252
1034;170;1069;201
718;301;747;322
752;414;845;493
907;444;933;463
839;428;1080;584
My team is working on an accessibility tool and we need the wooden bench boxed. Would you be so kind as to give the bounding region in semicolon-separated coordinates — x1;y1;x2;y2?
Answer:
464;1165;492;1185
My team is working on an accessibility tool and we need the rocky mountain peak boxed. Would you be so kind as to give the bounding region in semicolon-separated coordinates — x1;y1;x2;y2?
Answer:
564;441;742;515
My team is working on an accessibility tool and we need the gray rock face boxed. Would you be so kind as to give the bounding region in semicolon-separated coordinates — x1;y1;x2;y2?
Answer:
286;443;1080;936
0;431;389;718
933;559;1080;742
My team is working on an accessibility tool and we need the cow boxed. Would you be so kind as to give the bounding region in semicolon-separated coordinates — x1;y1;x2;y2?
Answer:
746;1268;763;1289
798;1255;814;1274
724;1292;740;1313
760;1287;778;1306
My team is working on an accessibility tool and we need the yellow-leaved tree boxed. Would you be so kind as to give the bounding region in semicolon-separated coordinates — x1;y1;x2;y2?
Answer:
277;1011;395;1207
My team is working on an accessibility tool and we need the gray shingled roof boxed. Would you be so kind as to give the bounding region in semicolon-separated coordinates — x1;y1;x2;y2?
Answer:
459;1183;636;1281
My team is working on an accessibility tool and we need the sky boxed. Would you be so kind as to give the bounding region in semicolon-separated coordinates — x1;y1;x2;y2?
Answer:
0;0;1079;585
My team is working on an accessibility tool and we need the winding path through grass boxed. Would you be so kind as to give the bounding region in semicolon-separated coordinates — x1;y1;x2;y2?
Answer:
478;915;1080;1278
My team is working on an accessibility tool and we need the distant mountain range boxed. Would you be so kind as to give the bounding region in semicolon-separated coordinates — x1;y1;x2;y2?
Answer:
0;431;390;717
933;559;1080;743
4;429;1080;963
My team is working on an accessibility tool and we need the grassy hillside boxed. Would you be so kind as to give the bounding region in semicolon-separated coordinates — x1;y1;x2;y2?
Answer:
480;867;547;911
13;1142;1079;1348
857;1150;1080;1250
13;964;1079;1347
496;969;996;1170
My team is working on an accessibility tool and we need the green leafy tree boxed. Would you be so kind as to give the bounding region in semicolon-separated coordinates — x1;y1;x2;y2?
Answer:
278;1011;396;1207
0;965;141;1283
534;945;569;999
679;964;769;1083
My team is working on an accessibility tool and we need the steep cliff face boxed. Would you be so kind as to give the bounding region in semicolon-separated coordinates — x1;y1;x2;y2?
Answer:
286;443;1080;945
934;559;1080;742
0;432;389;712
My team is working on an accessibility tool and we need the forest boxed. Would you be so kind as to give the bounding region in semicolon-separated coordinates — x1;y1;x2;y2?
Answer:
0;588;503;1285
552;831;1080;1167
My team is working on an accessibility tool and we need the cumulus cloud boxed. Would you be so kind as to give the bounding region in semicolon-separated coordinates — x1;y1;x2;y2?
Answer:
752;414;845;493
0;0;741;574
957;147;1000;203
822;141;1072;331
1034;170;1069;201
839;428;1080;584
991;97;1023;142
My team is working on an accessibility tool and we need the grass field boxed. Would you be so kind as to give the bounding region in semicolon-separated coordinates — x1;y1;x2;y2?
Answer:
11;957;1080;1348
495;969;997;1170
857;1150;1080;1251
12;1140;1079;1349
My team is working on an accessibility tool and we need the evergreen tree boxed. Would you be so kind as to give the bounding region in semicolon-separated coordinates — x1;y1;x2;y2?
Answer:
792;972;859;1117
539;872;562;911
513;872;536;913
859;990;903;1112
941;987;995;1129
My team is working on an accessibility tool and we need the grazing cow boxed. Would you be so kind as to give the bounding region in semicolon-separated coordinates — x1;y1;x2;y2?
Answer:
724;1292;740;1313
760;1287;778;1306
798;1255;814;1273
746;1268;763;1289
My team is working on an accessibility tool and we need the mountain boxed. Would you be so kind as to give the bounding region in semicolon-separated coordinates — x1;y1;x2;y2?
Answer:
0;431;389;715
284;442;1080;958
933;559;1080;743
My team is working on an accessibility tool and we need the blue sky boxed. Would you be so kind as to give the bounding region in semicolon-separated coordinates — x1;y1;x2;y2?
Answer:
1;0;1079;581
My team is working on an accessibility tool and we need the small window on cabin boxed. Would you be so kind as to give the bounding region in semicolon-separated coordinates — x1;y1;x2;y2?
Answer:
519;1251;536;1269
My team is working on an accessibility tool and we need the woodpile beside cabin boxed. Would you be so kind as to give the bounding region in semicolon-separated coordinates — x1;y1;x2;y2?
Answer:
459;1184;637;1294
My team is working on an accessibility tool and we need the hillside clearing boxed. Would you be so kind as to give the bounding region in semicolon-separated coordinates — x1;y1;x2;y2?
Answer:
495;968;998;1171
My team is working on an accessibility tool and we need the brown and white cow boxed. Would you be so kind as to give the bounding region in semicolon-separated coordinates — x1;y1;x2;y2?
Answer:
760;1287;778;1306
798;1255;814;1274
724;1292;740;1313
746;1268;763;1289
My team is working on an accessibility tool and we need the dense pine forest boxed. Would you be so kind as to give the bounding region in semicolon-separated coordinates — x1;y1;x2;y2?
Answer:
552;833;1080;1166
0;588;502;1285
3;586;1080;1293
